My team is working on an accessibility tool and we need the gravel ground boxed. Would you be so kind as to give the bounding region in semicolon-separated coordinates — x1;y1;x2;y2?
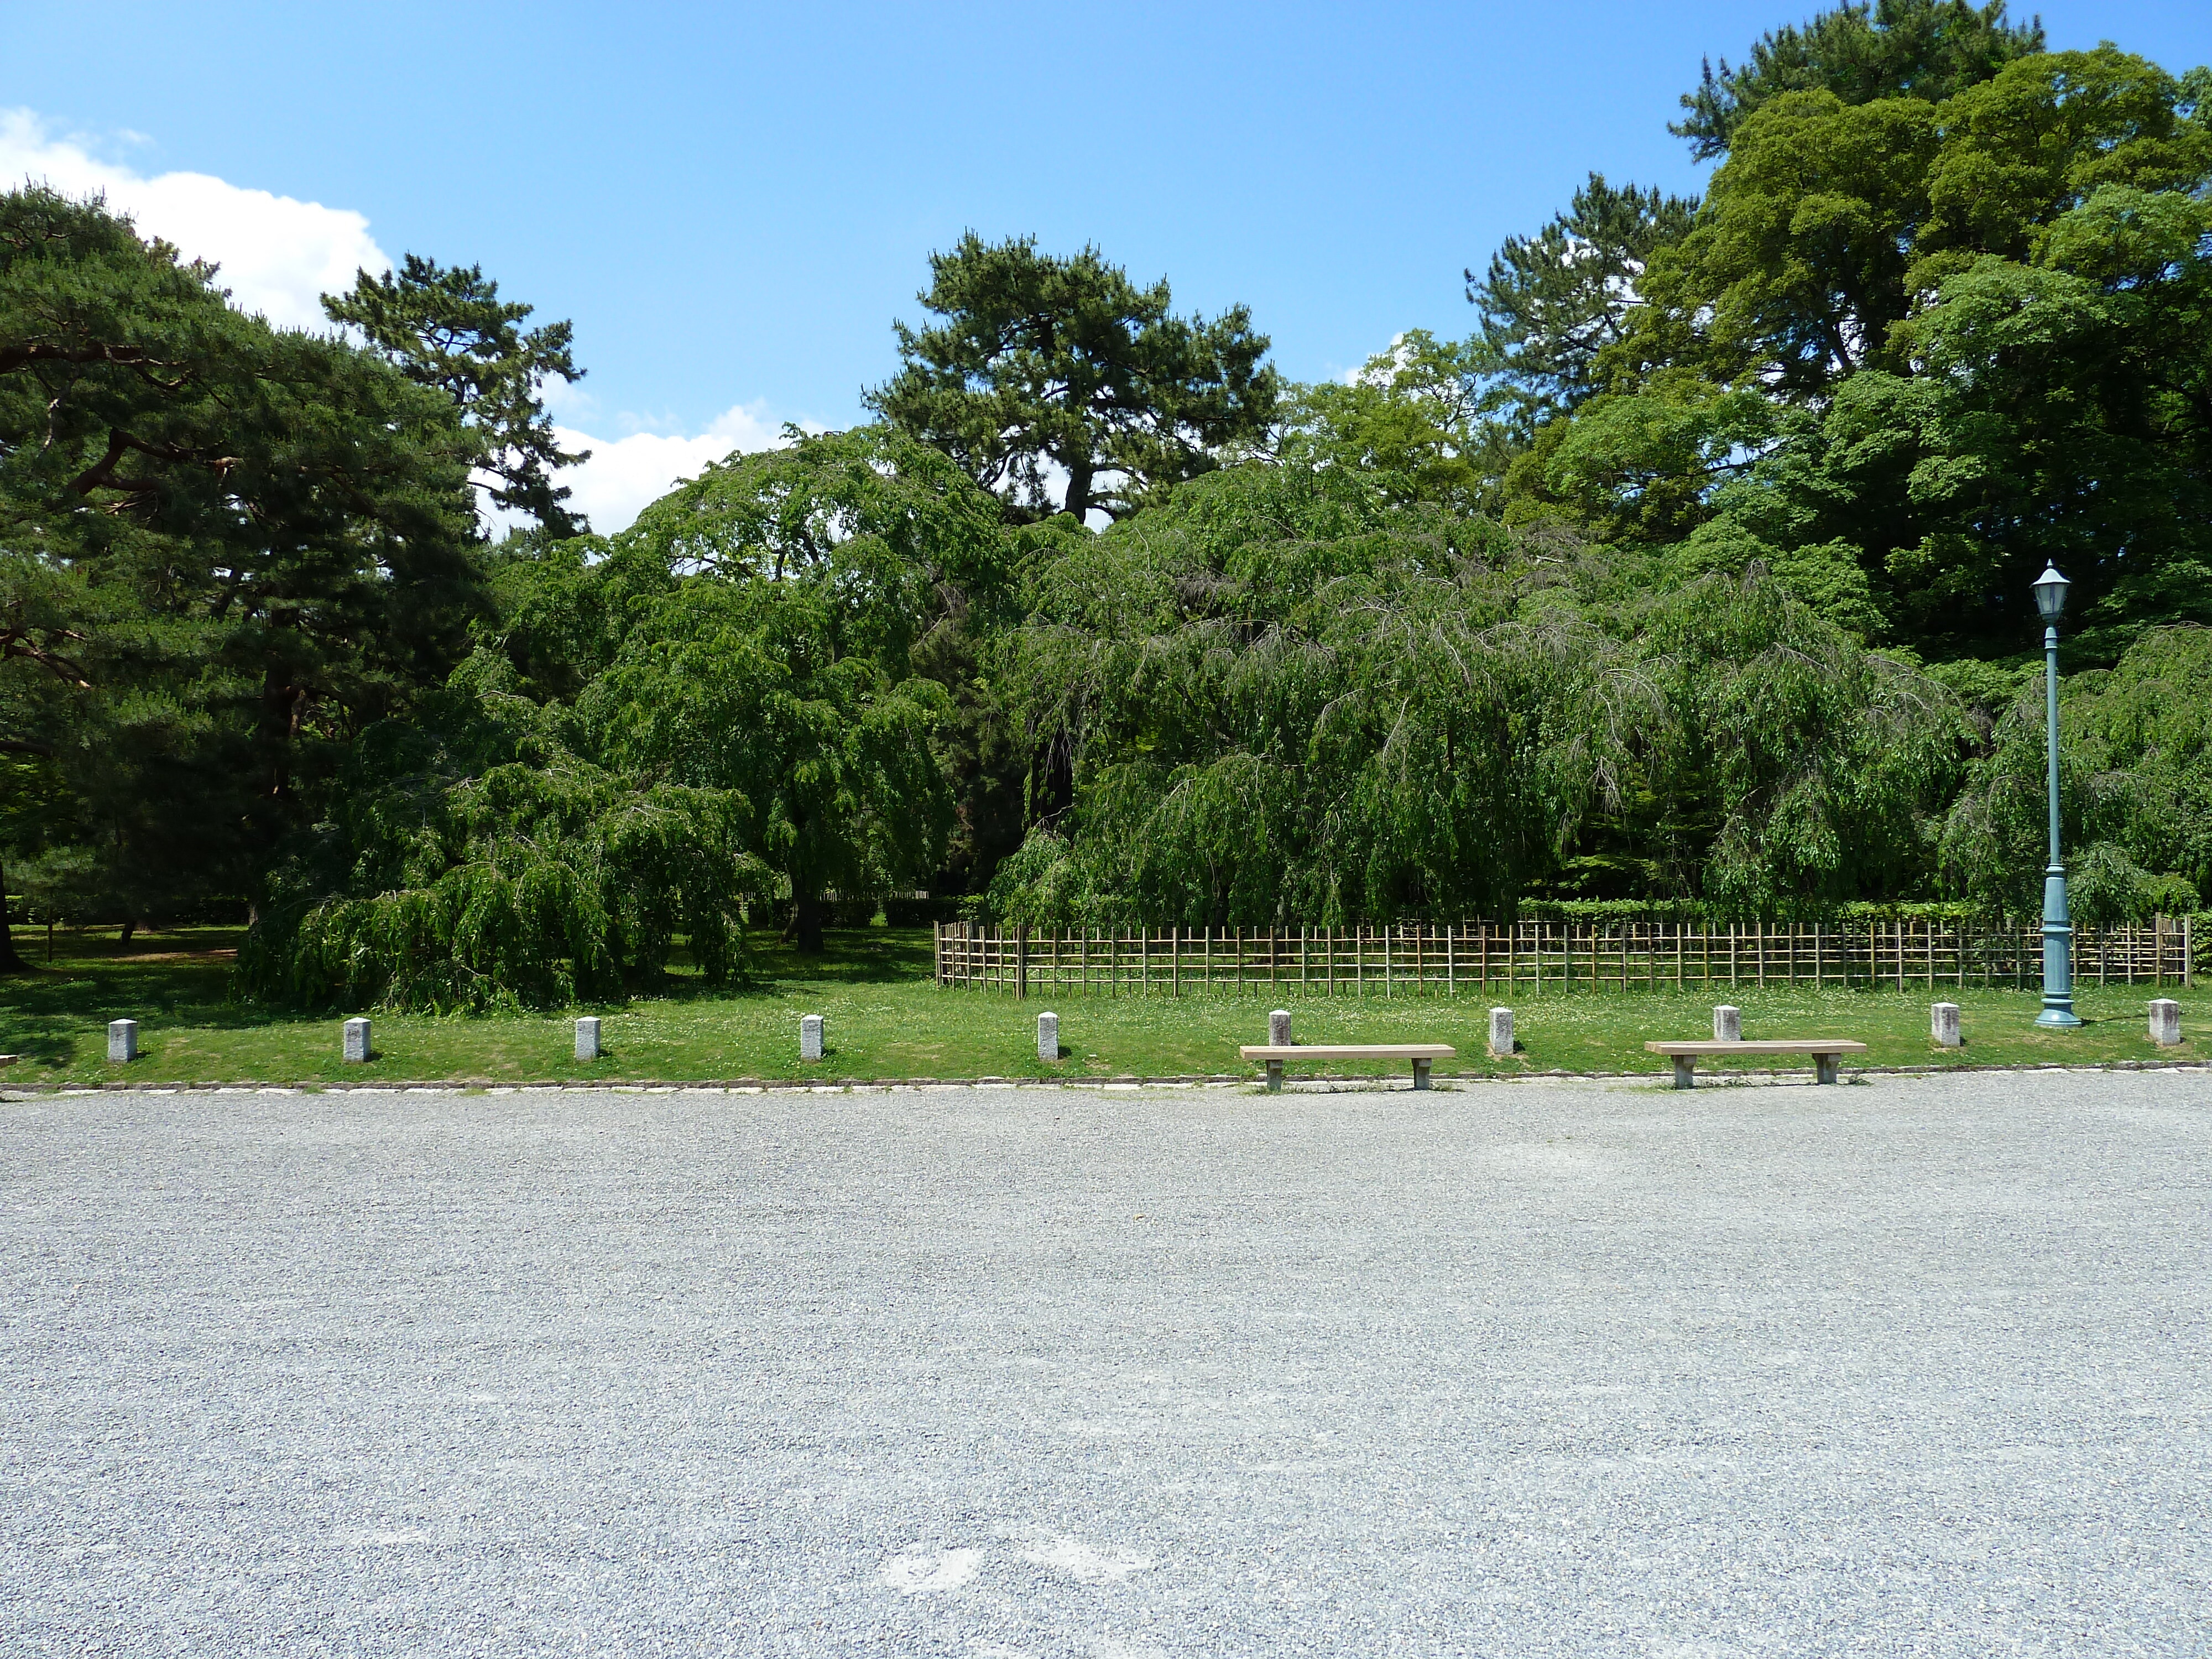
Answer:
2;1070;2208;1657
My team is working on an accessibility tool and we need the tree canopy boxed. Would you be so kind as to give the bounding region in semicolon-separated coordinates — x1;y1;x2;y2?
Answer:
1;187;485;966
8;0;2208;1006
1672;0;2046;160
325;254;591;535
867;233;1279;525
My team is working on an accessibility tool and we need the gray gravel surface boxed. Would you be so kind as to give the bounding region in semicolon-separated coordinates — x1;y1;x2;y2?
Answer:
3;1071;2209;1657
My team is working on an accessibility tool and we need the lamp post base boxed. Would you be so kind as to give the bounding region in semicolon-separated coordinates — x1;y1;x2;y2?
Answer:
2038;869;2079;1029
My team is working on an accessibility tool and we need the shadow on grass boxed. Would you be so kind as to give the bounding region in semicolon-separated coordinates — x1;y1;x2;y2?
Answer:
646;927;938;1001
2;926;938;1058
2;927;257;1064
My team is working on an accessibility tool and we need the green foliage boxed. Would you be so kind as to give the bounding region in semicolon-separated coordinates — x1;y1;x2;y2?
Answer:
1465;175;1698;431
581;578;953;951
1515;45;2212;662
983;458;1960;926
0;186;487;946
1673;0;2044;160
611;426;1016;938
23;8;2212;997
238;654;769;1011
1943;625;2212;920
324;253;590;534
1275;330;1510;512
867;233;1278;524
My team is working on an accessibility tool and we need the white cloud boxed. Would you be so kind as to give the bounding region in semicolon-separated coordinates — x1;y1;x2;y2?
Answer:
550;401;806;534
0;107;389;329
1;108;802;538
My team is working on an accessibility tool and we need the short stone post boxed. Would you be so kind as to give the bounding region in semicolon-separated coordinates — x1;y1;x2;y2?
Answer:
800;1014;825;1061
1268;1009;1292;1047
1713;1005;1741;1042
1036;1010;1060;1062
2150;999;2182;1048
343;1018;372;1063
1489;1007;1514;1058
1931;1003;1961;1048
107;1019;138;1063
575;1017;602;1061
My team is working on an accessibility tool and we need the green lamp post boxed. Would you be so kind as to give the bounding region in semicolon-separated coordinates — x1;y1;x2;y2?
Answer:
2033;564;2081;1027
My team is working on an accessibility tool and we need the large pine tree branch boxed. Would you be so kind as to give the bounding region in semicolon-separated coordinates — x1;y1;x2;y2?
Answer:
0;341;182;376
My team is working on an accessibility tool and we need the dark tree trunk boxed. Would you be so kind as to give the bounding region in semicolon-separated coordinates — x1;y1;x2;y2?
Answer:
1063;457;1094;522
793;894;828;955
119;919;137;948
0;858;28;974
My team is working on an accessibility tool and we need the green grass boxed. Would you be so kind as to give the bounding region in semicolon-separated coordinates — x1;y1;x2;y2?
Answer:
1;924;2201;1087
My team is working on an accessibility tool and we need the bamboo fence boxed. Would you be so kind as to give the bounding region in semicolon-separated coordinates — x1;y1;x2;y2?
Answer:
934;917;2196;997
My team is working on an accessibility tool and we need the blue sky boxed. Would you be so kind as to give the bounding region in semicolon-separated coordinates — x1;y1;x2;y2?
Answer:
7;0;2208;526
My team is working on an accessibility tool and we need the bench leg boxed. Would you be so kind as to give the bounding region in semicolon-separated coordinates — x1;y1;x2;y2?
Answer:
1672;1056;1695;1090
1412;1057;1431;1090
1265;1059;1284;1093
1816;1054;1839;1086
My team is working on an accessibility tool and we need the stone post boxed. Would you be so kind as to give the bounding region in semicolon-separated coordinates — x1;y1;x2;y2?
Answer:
1931;1003;1961;1048
1268;1009;1292;1047
575;1017;602;1061
107;1019;138;1063
800;1014;825;1061
1488;1007;1514;1058
1713;1005;1741;1042
343;1018;372;1063
1037;1011;1060;1062
2150;999;2182;1048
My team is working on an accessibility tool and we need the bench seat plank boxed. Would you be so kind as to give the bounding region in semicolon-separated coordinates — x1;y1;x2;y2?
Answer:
1240;1045;1455;1060
1644;1040;1866;1056
1645;1037;1866;1089
1241;1043;1455;1092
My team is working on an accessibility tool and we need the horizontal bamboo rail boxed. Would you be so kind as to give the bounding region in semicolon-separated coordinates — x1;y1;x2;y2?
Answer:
933;917;2197;996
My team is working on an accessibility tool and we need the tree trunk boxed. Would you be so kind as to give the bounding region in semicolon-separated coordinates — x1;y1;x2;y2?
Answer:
0;857;28;974
1063;457;1094;523
119;919;137;948
794;894;828;955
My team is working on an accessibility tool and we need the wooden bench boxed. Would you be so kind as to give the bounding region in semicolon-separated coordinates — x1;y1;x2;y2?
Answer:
1239;1044;1455;1091
1644;1039;1867;1089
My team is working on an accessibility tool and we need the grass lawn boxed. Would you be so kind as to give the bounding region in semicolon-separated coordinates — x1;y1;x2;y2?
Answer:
2;924;2201;1088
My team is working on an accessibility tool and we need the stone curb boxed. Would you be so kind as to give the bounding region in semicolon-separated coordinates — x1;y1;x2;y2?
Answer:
3;1057;2205;1097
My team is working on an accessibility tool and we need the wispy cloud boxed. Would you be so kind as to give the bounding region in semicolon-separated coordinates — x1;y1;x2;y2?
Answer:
551;401;817;534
